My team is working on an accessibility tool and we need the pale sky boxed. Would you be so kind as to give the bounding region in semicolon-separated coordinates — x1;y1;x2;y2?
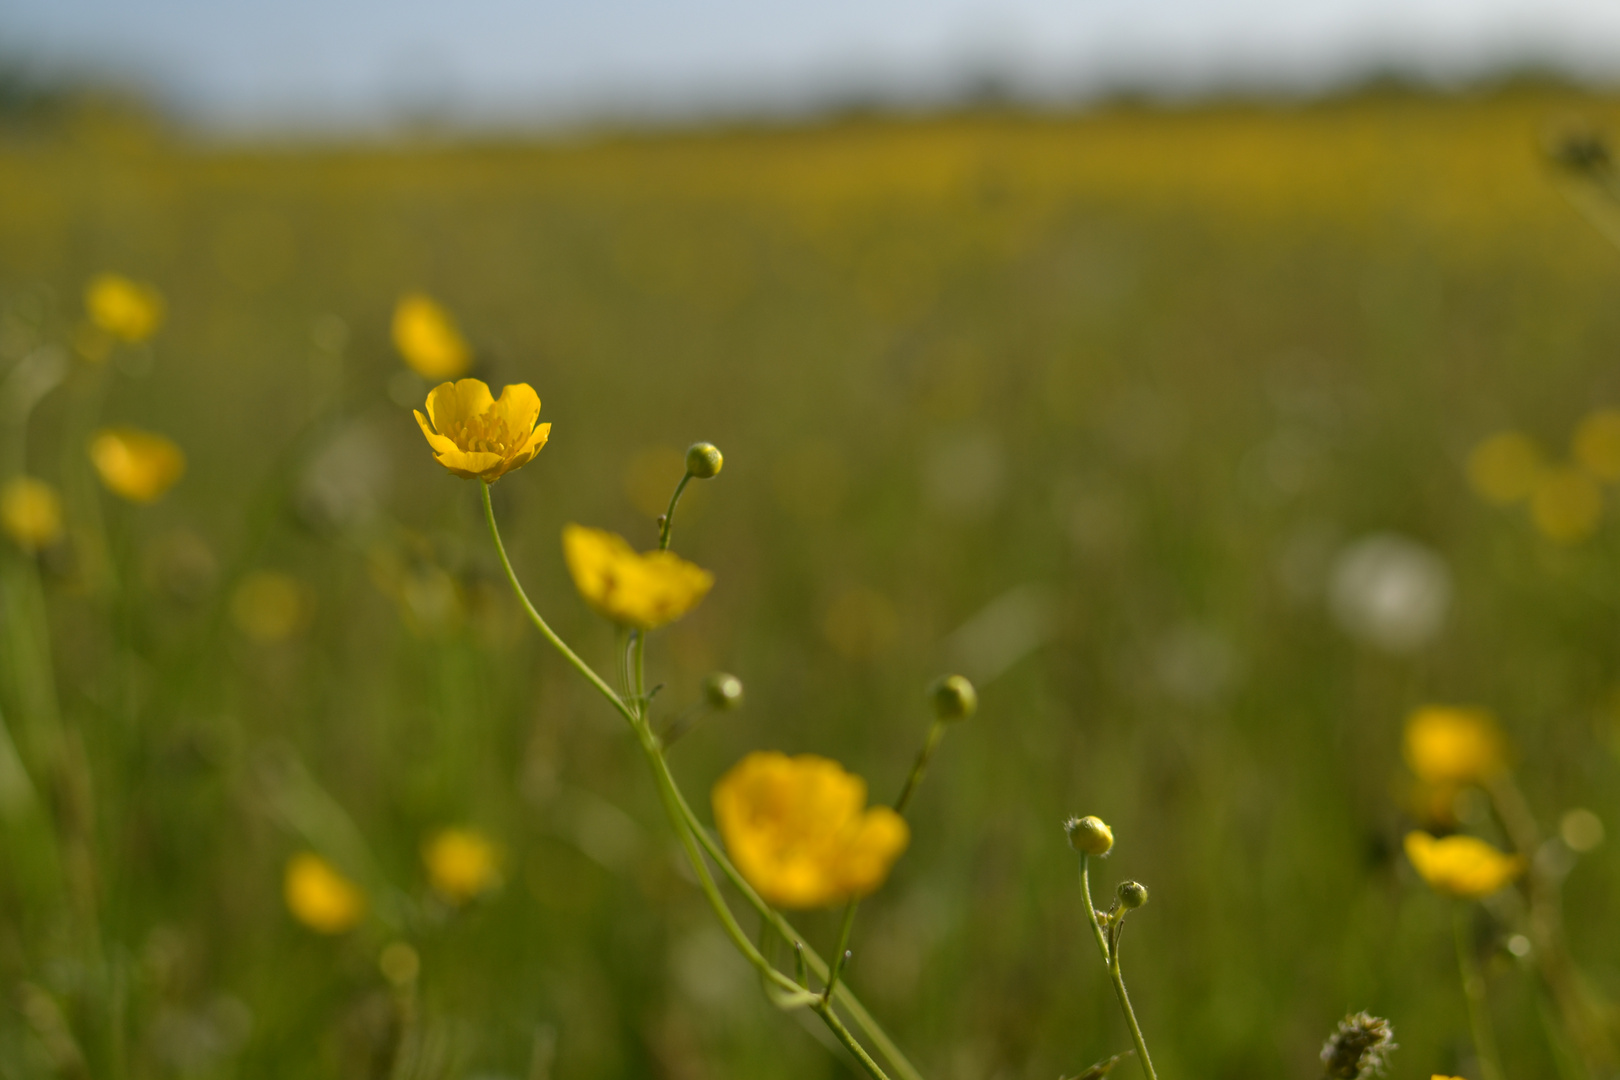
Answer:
6;0;1620;129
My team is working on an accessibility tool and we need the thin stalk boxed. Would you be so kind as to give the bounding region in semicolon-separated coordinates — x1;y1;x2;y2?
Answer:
479;482;635;728
658;473;693;551
823;901;859;1002
1455;903;1506;1080
1081;855;1157;1080
812;1000;894;1080
894;721;945;816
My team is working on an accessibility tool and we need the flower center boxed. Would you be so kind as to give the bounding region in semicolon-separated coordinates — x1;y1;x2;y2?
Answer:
445;412;518;456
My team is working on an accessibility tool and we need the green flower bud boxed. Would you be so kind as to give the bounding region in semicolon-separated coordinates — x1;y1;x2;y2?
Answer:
703;672;744;711
929;675;977;722
1065;815;1114;857
686;442;723;479
1116;880;1148;910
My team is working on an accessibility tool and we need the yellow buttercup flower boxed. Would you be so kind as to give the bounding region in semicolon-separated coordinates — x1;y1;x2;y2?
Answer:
413;379;551;482
284;852;366;933
1466;431;1542;505
85;273;165;343
712;751;910;909
230;571;314;642
1529;466;1603;543
88;427;186;503
1574;408;1620;482
1;476;64;551
1403;705;1506;786
562;524;713;630
393;293;471;379
1404;831;1525;900
422;827;502;903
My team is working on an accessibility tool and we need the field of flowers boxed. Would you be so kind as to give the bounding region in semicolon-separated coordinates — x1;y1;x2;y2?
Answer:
3;82;1620;1079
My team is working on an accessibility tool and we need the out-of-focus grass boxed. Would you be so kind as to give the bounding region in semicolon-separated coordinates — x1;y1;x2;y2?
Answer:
3;82;1620;1079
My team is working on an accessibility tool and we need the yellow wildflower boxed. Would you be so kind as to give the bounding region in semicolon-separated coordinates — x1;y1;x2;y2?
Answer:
393;293;471;379
284;852;366;933
712;751;910;909
1529;466;1603;543
88;427;186;503
562;524;713;630
1404;831;1525;899
422;827;502;903
85;274;165;343
1465;431;1542;505
414;379;550;482
1574;408;1620;482
230;571;314;642
1403;706;1506;786
1;476;64;551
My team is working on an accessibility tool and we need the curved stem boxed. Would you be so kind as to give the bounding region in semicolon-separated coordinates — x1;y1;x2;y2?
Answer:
1455;902;1506;1080
1081;856;1157;1080
659;473;693;551
894;721;945;817
479;482;635;728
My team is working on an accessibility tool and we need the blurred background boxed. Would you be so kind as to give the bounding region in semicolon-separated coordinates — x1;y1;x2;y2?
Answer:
5;2;1620;1078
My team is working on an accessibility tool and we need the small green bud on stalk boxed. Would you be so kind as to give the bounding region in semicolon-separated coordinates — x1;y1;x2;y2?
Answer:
703;672;744;711
1116;881;1148;910
929;675;977;722
1065;815;1114;857
686;442;723;479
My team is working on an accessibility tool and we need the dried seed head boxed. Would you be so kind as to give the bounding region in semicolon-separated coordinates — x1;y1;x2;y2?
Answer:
1320;1012;1396;1079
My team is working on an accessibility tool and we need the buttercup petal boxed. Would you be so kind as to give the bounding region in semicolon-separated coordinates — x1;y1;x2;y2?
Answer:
414;409;461;457
436;447;504;479
492;383;542;436
426;378;494;431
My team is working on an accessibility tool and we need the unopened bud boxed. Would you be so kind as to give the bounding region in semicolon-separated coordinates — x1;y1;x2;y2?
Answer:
1116;881;1148;909
1065;815;1114;857
928;675;977;722
686;442;723;479
703;672;744;711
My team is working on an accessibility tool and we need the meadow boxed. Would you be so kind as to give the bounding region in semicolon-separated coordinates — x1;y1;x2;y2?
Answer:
3;81;1620;1079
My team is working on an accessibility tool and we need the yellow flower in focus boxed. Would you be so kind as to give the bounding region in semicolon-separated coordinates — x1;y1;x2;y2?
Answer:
230;571;314;642
413;379;550;482
1466;431;1542;505
393;293;471;379
88;427;186;503
422;827;502;903
1529;466;1602;543
1404;831;1525;899
712;751;910;909
562;524;713;630
85;274;165;343
1403;705;1506;786
284;852;366;933
1574;408;1620;482
1;477;64;551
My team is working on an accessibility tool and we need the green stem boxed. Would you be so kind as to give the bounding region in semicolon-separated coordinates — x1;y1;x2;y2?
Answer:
894;721;945;816
813;999;894;1080
824;900;859;1002
479;482;635;728
658;473;693;551
1455;902;1506;1080
1081;855;1157;1080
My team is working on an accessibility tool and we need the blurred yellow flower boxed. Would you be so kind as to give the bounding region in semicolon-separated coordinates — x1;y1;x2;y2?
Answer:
1466;431;1542;505
422;827;502;903
1403;705;1506;786
1529;466;1602;543
230;571;314;642
562;524;714;630
393;293;471;379
88;427;186;503
1573;408;1620;482
86;274;165;344
284;852;366;933
1404;831;1524;899
413;379;550;482
1;476;64;551
712;751;909;909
